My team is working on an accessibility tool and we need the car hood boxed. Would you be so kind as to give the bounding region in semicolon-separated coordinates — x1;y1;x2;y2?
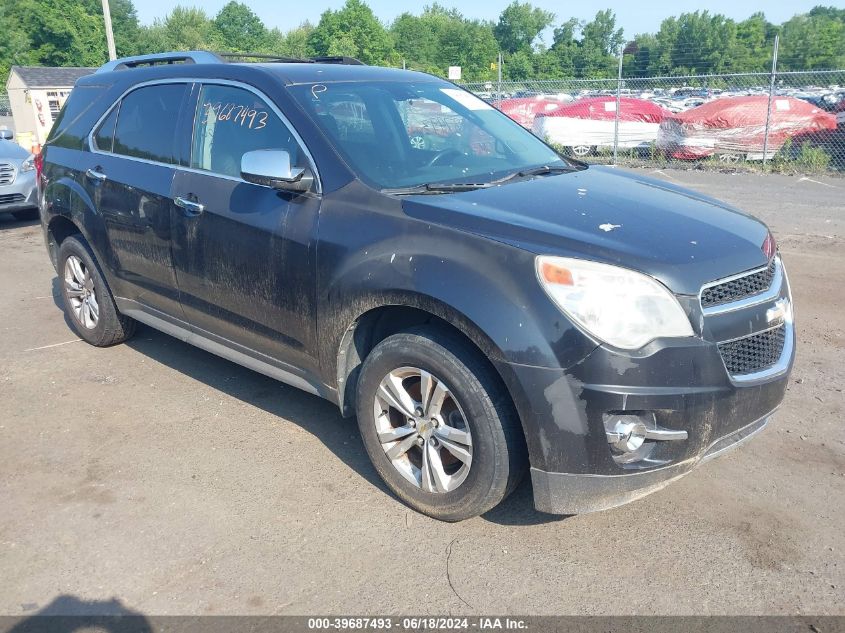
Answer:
400;166;770;295
0;140;31;162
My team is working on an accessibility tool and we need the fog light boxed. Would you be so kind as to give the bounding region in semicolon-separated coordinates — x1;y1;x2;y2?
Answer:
604;412;689;465
607;419;648;453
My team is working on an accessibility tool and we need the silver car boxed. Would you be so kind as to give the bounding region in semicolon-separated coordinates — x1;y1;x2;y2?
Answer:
0;139;38;221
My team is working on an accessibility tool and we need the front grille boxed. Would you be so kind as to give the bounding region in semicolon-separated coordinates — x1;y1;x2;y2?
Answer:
0;193;25;204
718;325;786;376
701;258;777;308
0;163;14;185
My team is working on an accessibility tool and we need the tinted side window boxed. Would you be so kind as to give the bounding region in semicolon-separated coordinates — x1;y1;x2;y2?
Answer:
93;106;118;152
191;84;304;179
113;84;186;163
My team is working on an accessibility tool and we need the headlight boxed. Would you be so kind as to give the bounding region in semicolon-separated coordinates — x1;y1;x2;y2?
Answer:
536;255;694;350
20;156;35;172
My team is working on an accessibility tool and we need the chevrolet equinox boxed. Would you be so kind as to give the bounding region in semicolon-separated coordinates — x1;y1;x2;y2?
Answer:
38;52;794;521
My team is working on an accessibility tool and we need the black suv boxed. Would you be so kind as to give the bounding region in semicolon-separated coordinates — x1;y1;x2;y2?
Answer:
39;51;794;521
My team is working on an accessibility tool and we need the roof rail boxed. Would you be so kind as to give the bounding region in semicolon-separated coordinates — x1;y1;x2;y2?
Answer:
217;52;311;63
220;53;366;65
96;50;367;74
96;51;225;73
310;56;365;65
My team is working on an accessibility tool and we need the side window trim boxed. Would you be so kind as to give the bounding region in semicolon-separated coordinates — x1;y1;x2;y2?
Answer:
88;80;188;164
87;78;321;194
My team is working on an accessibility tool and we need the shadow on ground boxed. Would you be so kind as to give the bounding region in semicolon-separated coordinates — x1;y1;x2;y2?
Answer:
0;214;39;230
48;273;566;526
6;595;152;632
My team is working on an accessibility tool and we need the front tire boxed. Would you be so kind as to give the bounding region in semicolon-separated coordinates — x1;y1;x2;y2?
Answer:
355;327;526;521
58;235;136;347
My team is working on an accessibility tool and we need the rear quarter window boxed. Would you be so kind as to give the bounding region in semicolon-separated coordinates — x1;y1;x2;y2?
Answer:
47;85;108;149
93;107;118;153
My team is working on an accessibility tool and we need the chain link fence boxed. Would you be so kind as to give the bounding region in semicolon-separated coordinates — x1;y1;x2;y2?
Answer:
460;69;845;174
0;90;11;117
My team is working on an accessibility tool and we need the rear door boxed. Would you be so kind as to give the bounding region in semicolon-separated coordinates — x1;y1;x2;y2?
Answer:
87;81;190;318
169;81;321;375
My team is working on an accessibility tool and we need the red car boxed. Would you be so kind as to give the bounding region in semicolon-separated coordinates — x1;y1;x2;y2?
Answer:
498;97;567;128
657;96;837;161
532;97;670;156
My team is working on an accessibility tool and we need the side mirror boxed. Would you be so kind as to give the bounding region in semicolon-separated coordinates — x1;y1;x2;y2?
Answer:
241;149;313;192
0;128;13;141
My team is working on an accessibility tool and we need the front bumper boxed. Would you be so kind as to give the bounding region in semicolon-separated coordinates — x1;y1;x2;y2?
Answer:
530;413;770;514
493;257;794;515
0;168;38;213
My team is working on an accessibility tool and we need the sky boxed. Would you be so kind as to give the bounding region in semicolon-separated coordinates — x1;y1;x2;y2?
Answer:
136;0;831;36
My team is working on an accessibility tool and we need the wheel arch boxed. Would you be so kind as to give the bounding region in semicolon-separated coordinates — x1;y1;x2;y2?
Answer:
334;296;508;419
43;172;117;283
45;214;84;270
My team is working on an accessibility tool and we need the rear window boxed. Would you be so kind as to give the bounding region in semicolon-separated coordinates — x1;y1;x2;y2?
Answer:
112;84;186;164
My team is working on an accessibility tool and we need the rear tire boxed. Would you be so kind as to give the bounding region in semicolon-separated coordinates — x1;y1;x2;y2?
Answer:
57;235;136;347
355;327;526;521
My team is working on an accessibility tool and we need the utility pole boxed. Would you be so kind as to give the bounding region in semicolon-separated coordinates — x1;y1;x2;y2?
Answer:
612;50;623;165
102;0;117;61
762;34;779;167
497;52;502;105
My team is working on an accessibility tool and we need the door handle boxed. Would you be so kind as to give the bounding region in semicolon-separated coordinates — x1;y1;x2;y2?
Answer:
174;196;205;216
85;168;107;182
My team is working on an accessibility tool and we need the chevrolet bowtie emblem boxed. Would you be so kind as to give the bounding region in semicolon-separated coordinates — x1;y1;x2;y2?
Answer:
766;299;790;325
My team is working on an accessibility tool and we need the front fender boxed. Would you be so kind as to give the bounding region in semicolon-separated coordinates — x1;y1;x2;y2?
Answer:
316;182;598;426
317;182;595;375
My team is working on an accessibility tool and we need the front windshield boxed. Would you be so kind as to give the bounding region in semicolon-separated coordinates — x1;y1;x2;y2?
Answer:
287;80;573;190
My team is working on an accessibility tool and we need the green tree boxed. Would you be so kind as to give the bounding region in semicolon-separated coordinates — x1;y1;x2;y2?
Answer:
575;9;624;77
390;5;498;80
622;34;658;77
2;0;106;68
549;18;579;77
79;0;141;56
493;2;555;54
669;11;737;74
0;0;33;80
137;7;222;53
307;0;393;65
779;11;845;70
271;22;314;59
213;2;270;53
728;12;774;72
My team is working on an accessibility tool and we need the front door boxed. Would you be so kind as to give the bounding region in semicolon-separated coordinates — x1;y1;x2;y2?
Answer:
170;82;321;375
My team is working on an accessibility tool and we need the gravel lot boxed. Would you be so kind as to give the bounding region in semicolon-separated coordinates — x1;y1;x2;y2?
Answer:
0;169;843;616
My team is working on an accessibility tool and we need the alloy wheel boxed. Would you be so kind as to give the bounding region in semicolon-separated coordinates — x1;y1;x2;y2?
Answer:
372;366;473;493
409;135;427;150
64;255;99;329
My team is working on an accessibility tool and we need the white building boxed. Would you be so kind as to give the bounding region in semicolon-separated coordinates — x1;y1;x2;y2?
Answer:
6;66;95;150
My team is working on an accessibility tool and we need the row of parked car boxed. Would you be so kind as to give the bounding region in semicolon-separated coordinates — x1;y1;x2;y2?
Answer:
492;91;844;163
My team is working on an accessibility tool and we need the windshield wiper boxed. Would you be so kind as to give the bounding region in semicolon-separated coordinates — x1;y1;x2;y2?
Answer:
382;182;494;195
382;164;575;196
490;164;576;186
